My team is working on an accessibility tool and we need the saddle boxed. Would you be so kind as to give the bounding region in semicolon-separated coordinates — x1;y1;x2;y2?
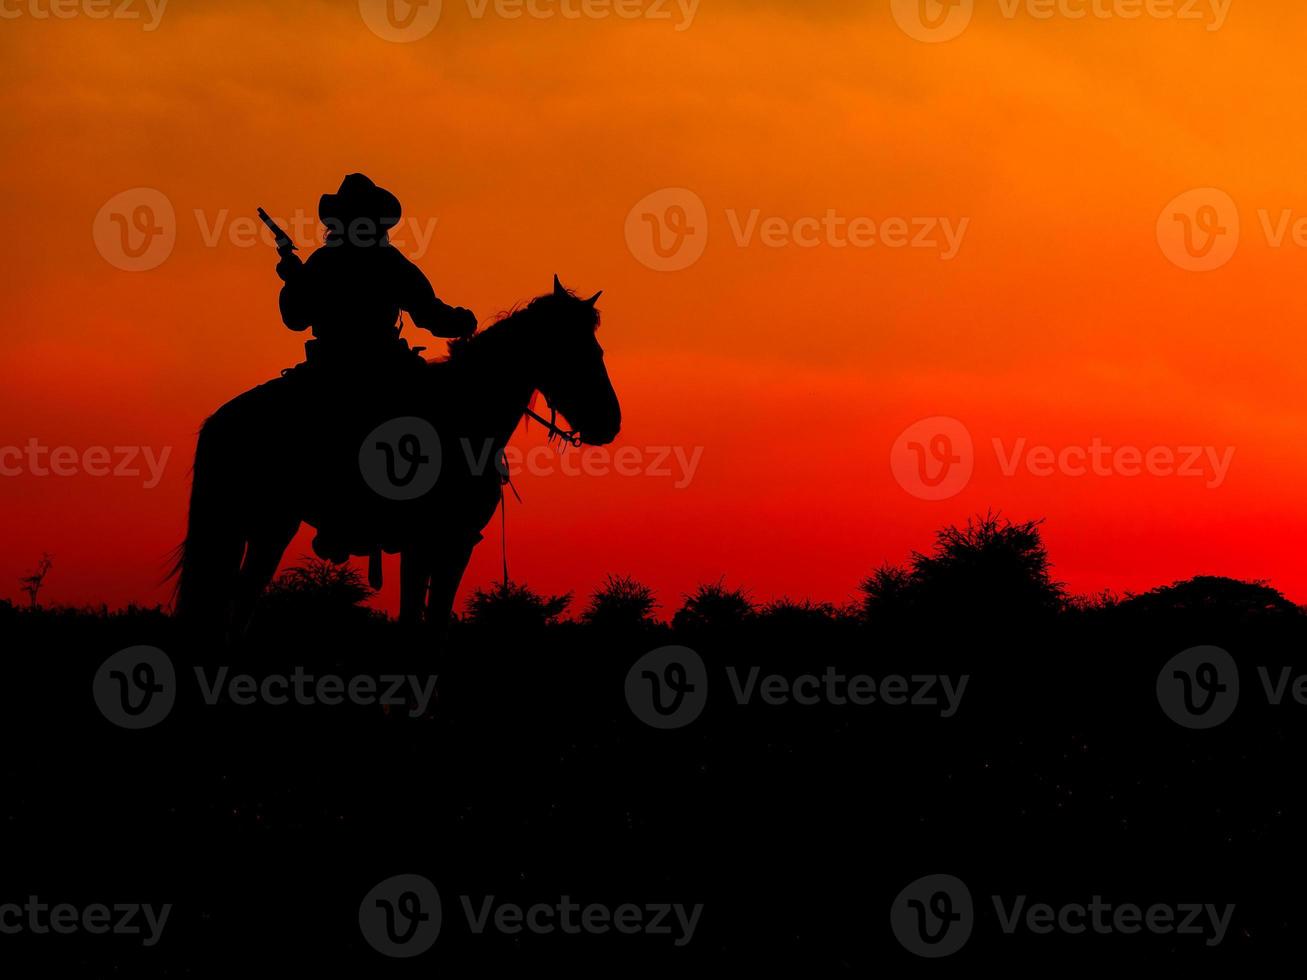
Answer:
280;335;432;569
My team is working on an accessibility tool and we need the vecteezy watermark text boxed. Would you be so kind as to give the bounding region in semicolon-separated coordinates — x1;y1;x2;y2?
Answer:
1;441;171;489
892;0;1230;44
359;874;702;958
624;646;969;729
891;874;1234;957
624;189;969;271
0;0;168;30
358;0;700;44
94;647;438;729
0;897;172;947
891;417;1235;501
93;190;443;272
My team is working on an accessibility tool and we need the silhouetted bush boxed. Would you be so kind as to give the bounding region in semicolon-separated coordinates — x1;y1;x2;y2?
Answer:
859;563;915;625
672;580;755;633
580;574;660;631
757;597;848;630
259;556;376;623
1117;576;1299;619
862;513;1065;628
464;579;572;630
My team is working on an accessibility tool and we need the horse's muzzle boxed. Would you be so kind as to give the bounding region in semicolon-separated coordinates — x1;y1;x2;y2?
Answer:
581;426;620;447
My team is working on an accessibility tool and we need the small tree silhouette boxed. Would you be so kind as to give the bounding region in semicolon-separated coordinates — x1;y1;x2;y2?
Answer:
19;553;53;609
861;514;1065;624
912;513;1064;614
672;580;755;633
581;574;660;631
464;579;572;630
858;563;914;623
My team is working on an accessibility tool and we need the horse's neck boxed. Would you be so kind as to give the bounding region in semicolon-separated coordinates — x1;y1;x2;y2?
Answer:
452;331;537;450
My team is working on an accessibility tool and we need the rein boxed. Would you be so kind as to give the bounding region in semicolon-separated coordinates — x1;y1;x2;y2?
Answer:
523;404;583;448
498;396;581;586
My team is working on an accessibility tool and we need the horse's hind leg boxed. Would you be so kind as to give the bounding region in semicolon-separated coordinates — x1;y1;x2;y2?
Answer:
232;517;300;636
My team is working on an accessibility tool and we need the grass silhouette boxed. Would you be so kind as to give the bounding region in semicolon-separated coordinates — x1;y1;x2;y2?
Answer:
4;514;1304;969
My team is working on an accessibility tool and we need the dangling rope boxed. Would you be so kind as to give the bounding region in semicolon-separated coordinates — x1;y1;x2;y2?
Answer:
498;449;521;588
497;398;575;588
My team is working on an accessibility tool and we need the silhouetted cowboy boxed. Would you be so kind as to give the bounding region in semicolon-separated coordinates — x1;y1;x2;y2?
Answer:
272;174;477;565
276;173;476;363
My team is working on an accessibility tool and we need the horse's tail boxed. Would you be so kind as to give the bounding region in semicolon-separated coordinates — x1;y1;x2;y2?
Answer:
172;412;246;627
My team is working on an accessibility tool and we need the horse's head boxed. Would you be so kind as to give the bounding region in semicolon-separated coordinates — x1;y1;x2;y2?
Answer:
529;275;621;446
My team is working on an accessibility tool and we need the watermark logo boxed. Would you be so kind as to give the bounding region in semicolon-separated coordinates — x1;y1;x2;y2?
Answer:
891;874;974;957
0;0;168;30
360;417;442;500
892;0;1230;40
462;895;703;945
625;188;709;272
359;0;443;42
891;417;974;501
195;209;441;260
893;422;1236;500
362;0;698;35
893;875;1234;952
497;442;703;488
1157;188;1239;272
96;647;437;730
93;646;176;729
360;874;442;958
626;190;969;271
93;188;176;272
0;898;172;946
625;645;708;729
359;875;702;953
0;441;172;488
627;648;968;729
1157;645;1239;729
193;667;437;716
891;0;974;43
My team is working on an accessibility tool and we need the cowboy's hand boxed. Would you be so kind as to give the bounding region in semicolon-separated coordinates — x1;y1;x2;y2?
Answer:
453;307;478;337
275;252;303;283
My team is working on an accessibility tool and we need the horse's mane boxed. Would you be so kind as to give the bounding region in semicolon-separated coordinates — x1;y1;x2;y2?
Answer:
441;291;599;365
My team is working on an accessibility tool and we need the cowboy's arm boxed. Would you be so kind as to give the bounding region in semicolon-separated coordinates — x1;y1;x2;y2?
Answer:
398;254;477;338
277;252;313;332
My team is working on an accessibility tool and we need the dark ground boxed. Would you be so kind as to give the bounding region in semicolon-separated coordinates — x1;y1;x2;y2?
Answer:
1;580;1305;973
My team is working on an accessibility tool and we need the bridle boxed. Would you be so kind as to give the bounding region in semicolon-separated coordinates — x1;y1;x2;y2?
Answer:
524;400;583;448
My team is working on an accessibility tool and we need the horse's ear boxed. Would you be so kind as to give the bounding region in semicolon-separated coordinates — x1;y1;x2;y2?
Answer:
585;291;603;307
553;274;566;297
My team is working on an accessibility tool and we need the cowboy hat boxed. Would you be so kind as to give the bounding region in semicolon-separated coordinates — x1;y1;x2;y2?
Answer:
318;173;402;232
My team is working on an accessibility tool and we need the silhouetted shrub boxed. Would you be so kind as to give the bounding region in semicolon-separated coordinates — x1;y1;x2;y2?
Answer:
858;563;915;624
862;513;1064;628
757;597;845;628
580;574;660;631
464;579;572;630
1117;576;1299;619
672;580;755;633
259;556;376;623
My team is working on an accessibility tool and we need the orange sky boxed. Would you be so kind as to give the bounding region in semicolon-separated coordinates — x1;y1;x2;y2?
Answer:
2;0;1305;612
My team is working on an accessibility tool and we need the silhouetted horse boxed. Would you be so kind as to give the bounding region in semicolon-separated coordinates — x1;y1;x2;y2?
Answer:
175;277;620;634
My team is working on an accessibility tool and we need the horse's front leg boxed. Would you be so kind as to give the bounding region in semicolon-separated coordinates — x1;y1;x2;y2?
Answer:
425;535;479;634
232;517;299;638
399;545;431;626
